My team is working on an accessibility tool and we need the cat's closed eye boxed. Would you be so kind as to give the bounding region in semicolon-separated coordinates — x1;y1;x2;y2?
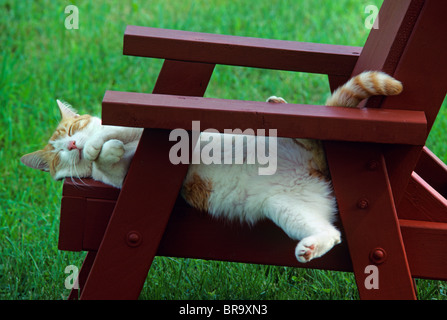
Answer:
68;124;75;137
67;116;92;137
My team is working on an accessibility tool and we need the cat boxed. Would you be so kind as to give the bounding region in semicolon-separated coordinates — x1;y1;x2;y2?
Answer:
21;71;403;263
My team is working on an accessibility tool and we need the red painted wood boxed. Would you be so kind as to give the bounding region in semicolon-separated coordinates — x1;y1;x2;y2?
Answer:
153;60;215;96
58;196;86;251
365;0;447;205
62;178;119;200
124;26;360;76
102;91;427;145
59;188;447;281
79;61;214;299
400;219;447;280
397;172;447;223
83;199;117;251
324;142;417;299
157;201;352;272
415;147;447;197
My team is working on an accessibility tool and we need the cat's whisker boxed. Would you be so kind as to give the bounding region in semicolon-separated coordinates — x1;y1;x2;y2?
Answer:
68;161;81;188
70;157;90;189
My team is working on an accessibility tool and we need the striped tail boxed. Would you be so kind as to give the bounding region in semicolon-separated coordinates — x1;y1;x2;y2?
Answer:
325;71;403;108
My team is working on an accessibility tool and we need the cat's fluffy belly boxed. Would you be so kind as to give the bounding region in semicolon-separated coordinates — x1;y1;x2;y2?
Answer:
182;136;340;262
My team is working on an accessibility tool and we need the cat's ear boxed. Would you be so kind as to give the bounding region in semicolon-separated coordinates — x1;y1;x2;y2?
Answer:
56;99;79;119
20;151;50;172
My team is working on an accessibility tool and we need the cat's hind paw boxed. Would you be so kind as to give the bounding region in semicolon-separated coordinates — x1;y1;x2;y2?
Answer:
295;231;341;263
266;96;287;104
295;237;319;263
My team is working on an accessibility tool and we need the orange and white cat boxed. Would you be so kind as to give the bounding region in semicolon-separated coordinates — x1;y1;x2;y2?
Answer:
21;71;402;263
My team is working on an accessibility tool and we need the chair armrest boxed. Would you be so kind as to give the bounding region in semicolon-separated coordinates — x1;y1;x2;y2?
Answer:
124;26;361;76
102;91;427;145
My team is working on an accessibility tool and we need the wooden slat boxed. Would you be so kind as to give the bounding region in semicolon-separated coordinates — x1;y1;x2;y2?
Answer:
123;26;360;76
397;172;447;223
62;178;120;200
58;196;87;251
157;201;352;272
102;91;427;145
153;60;215;96
59;189;447;281
415;147;447;197
83;199;118;251
400;219;447;280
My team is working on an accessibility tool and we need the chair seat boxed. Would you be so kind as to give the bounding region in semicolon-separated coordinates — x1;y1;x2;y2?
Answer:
60;174;447;281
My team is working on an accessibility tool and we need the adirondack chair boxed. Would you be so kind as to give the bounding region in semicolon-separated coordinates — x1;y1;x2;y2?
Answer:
59;0;447;300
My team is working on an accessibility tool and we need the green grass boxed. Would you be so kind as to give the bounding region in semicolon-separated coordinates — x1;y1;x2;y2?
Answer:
1;0;446;300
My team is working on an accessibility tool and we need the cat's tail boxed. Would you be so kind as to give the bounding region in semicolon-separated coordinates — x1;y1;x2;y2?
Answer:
325;71;403;108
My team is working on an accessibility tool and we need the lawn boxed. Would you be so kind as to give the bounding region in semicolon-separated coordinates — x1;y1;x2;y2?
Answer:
1;0;446;300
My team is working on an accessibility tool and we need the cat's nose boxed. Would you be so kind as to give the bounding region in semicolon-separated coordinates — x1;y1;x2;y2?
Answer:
68;140;77;151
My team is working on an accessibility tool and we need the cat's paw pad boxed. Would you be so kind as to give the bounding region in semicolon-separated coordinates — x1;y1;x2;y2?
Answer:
266;96;287;104
295;237;319;263
83;138;104;161
99;139;124;164
295;232;341;263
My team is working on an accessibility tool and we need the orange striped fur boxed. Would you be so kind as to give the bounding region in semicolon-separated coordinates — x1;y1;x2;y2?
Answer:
181;173;213;212
325;71;403;108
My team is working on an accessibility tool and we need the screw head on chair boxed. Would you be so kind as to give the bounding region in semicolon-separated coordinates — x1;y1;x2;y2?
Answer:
370;247;387;264
357;198;369;209
126;231;142;247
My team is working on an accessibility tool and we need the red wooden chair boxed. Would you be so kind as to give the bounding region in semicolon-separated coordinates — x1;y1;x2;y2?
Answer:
59;0;447;300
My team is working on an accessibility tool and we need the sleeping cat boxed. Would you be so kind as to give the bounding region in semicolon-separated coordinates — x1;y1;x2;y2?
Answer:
21;71;403;263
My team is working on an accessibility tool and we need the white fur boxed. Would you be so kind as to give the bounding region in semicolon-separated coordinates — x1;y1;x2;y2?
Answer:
184;135;341;262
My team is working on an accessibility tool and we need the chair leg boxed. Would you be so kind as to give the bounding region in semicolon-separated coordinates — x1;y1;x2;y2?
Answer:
324;141;417;300
78;129;194;299
79;60;214;299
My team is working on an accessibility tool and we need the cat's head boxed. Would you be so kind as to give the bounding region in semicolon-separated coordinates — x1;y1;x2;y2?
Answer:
21;100;101;180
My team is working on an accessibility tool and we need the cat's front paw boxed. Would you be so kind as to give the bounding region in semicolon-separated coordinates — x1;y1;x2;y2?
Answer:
98;139;125;165
83;138;104;161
